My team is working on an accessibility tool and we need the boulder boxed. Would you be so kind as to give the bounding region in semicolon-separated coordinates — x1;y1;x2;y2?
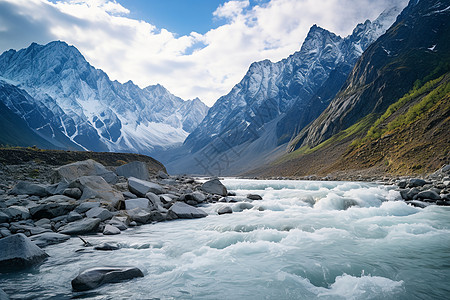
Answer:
145;192;165;211
71;267;144;291
103;224;121;235
75;201;100;213
0;211;10;223
63;188;82;199
1;206;30;221
58;218;101;235
128;177;165;196
29;202;76;219
416;190;441;201
123;191;137;199
46;181;70;195
9;181;48;197
70;176;124;207
0;233;49;272
107;219;127;231
30;232;70;247
408;178;427;188
218;206;232;215
124;198;150;211
168;202;207;219
85;207;113;222
247;194;263;200
115;161;149;180
67;211;83;222
52;159;118;184
201;179;227;196
126;208;152;224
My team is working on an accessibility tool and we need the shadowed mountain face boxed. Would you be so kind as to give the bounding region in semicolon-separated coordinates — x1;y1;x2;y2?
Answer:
289;0;450;151
167;5;404;175
0;41;208;154
247;0;450;178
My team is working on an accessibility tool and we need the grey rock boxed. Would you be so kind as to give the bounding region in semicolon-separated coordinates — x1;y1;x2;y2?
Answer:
71;266;144;291
29;202;76;219
52;159;118;184
9;223;49;236
110;216;130;226
126;208;152;224
168;202;207;219
233;202;254;212
201;179;227;196
70;176;124;208
157;170;169;179
416;190;441;201
115;161;150;181
124;198;150;210
247;194;263;200
34;218;50;227
85;207;113;221
0;228;11;237
103;224;121;235
123;191;137;199
218;206;233;215
408;178;427;188
406;188;420;200
45;181;70;196
63;188;82;199
1;206;30;221
9;181;48;197
128;177;165;196
0;287;9;300
0;211;10;223
146;192;166;212
58;218;101;235
397;180;407;189
94;243;120;251
30;232;70;247
0;233;49;272
160;179;177;185
75;201;100;213
67;211;83;222
185;192;206;203
107;219;127;231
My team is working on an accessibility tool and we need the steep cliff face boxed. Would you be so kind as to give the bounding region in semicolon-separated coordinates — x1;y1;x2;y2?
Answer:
168;5;403;175
247;0;450;178
289;0;450;151
0;41;208;154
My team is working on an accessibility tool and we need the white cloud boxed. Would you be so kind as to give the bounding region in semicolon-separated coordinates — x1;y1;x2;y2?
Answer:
0;0;408;106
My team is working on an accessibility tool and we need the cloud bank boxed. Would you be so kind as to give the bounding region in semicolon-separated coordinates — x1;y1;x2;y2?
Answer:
0;0;408;105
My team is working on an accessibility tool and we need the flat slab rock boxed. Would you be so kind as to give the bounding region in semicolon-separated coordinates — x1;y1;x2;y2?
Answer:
71;267;144;291
168;202;207;219
0;233;49;272
52;159;118;184
30;232;70;248
58;218;101;235
128;177;165;196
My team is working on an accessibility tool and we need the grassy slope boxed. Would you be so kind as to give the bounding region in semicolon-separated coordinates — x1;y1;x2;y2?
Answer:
245;73;450;178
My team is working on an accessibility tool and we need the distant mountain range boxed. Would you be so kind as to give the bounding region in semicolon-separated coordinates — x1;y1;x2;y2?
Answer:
0;41;208;154
166;3;405;175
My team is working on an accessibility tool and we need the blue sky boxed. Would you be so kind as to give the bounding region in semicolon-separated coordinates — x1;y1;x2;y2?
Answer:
0;0;408;106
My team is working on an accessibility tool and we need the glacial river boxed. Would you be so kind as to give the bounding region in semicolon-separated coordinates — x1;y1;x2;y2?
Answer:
1;179;449;299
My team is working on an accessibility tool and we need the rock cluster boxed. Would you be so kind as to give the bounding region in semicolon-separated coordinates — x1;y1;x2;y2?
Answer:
393;165;450;208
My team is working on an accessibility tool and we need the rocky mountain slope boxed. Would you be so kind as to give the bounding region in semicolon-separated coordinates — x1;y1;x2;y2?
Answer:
168;4;405;175
0;42;208;154
248;0;450;178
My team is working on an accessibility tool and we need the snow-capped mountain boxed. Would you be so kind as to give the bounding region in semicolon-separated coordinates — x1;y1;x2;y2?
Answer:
168;3;406;175
0;41;208;154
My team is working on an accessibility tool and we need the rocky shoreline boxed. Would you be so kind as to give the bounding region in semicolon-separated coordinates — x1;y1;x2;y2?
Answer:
0;157;449;297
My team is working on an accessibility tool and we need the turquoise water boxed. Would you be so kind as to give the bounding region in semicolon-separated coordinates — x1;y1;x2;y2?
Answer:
1;179;449;299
